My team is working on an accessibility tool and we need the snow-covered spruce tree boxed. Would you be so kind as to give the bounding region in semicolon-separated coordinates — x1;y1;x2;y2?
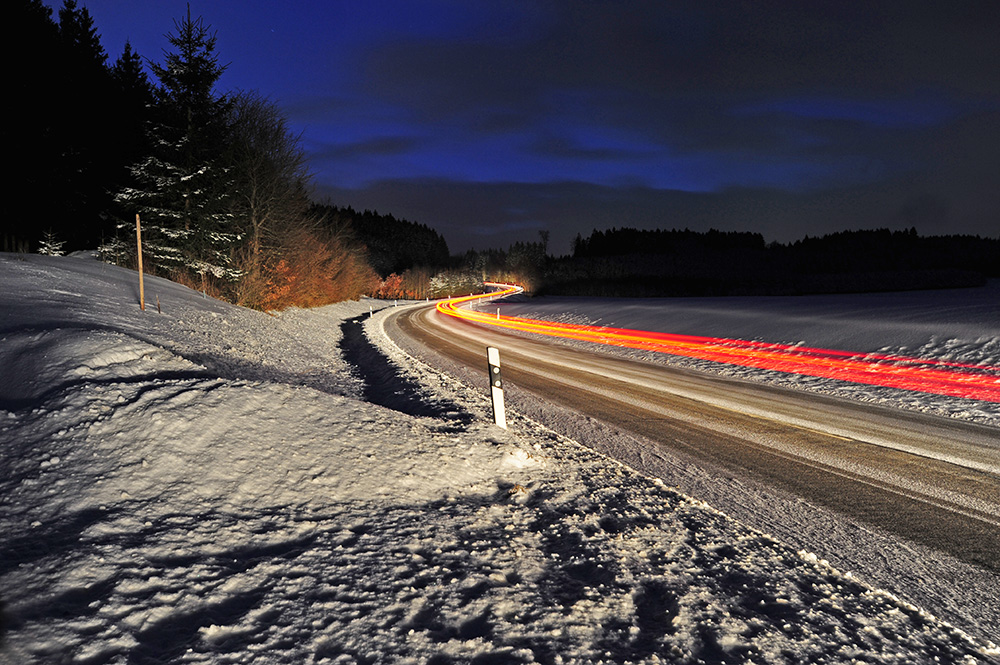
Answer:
99;41;155;265
114;7;238;283
37;230;65;256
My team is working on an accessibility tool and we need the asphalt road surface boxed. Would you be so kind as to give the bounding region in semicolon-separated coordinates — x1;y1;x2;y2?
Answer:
390;301;1000;575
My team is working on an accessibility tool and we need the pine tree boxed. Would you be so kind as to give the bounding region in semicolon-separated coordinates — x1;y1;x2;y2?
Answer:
115;7;238;280
5;2;59;251
109;41;155;192
7;1;123;252
99;41;157;266
54;0;119;248
58;0;106;68
37;230;66;256
112;41;153;102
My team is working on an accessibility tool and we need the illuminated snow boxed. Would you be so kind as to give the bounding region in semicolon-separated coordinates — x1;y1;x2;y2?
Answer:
0;253;997;663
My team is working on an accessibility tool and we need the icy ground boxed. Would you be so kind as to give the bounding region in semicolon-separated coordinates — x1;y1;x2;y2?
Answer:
1;253;998;664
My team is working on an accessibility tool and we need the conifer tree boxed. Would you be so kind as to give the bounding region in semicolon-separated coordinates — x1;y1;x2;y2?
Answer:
116;7;237;280
112;42;153;101
58;0;106;68
7;0;123;252
110;42;155;184
37;230;66;257
5;1;60;251
55;0;119;246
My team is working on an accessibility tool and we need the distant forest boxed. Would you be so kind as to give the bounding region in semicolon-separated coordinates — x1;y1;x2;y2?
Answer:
535;227;1000;297
312;204;450;278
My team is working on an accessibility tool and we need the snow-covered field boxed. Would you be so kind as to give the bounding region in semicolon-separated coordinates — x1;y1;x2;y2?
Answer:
1;252;998;664
497;287;1000;427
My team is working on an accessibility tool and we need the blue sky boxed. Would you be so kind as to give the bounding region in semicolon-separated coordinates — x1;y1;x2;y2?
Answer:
45;1;1000;253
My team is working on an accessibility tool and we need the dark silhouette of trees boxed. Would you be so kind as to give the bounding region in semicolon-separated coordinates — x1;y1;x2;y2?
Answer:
6;0;145;253
8;3;383;307
109;41;155;189
540;227;999;297
571;227;766;258
313;204;450;277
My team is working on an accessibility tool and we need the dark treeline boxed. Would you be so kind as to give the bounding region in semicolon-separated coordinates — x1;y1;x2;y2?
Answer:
573;228;766;257
313;204;450;278
541;227;1000;297
455;235;549;293
7;0;149;253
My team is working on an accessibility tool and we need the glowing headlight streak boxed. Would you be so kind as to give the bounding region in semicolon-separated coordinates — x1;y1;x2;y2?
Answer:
437;284;1000;403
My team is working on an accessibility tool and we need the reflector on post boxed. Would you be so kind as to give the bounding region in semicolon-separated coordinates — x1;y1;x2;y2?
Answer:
487;346;507;429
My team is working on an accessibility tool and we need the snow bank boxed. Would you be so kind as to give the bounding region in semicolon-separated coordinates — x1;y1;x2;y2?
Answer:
1;253;996;663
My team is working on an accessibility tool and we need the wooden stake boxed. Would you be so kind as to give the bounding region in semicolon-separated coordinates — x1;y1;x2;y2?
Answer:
135;214;145;311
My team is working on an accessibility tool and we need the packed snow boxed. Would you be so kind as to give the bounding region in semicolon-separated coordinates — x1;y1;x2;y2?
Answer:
1;252;998;664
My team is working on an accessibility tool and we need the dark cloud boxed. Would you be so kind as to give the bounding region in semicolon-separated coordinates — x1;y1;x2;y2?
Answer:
363;1;1000;108
259;2;1000;248
345;2;999;195
311;136;421;161
60;0;999;247
315;103;1000;254
527;135;652;161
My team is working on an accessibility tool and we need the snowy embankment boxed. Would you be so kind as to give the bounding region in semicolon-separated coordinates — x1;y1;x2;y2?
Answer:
497;287;1000;427
1;253;997;663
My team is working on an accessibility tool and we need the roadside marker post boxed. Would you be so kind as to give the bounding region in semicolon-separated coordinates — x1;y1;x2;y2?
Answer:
135;214;145;311
487;346;507;429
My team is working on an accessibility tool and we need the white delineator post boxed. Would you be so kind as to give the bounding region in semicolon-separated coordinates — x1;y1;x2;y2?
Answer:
487;346;507;429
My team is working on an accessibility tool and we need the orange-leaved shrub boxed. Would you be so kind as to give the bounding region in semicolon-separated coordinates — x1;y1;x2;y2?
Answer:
373;273;405;299
232;224;378;311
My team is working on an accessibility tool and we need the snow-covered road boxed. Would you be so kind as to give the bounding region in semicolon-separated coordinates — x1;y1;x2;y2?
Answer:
2;253;998;663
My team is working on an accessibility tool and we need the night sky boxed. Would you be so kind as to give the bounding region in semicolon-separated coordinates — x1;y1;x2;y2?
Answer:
47;1;1000;254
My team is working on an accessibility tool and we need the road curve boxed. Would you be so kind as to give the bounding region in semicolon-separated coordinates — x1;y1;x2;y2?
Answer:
389;300;1000;573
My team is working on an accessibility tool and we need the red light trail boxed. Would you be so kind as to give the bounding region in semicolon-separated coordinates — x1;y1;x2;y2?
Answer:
436;284;1000;403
